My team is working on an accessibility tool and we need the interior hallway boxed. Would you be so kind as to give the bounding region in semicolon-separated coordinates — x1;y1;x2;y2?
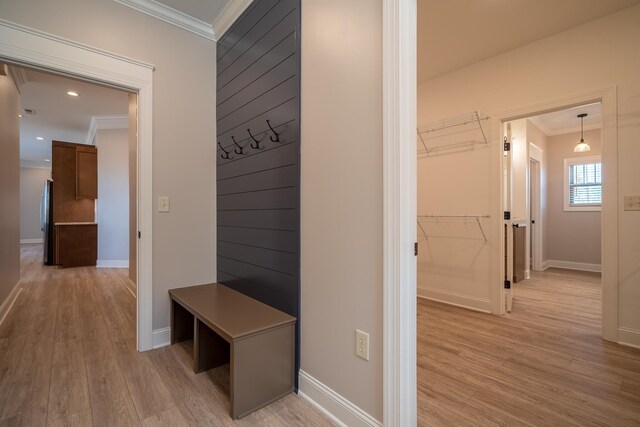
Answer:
418;268;640;426
0;244;329;426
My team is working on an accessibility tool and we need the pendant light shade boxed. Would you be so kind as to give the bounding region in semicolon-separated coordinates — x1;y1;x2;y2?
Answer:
574;113;591;153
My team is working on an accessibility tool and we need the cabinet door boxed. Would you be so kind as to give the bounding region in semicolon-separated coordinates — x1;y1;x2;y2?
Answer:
76;150;97;199
56;224;97;268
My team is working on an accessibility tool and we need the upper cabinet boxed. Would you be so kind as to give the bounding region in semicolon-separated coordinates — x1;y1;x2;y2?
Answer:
76;145;98;199
51;140;97;223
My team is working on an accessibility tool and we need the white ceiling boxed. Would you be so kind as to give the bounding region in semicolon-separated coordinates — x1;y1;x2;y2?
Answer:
155;0;231;24
16;68;129;168
418;0;640;82
529;102;601;136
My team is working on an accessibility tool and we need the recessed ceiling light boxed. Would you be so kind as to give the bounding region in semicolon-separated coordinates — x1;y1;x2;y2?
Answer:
36;137;44;141
18;114;23;118
66;91;79;97
44;159;51;162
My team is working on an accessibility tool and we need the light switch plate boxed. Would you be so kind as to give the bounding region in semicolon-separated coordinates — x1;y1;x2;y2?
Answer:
624;195;640;211
158;196;170;213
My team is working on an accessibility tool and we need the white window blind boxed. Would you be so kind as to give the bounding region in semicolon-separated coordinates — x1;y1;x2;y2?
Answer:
569;162;602;205
564;155;602;211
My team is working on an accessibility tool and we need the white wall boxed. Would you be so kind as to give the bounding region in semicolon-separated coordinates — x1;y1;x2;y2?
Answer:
0;67;21;307
0;0;217;331
96;128;129;266
301;0;383;421
417;118;496;312
510;119;528;221
509;118;549;275
546;129;601;266
526;119;549;265
418;5;640;344
19;167;51;242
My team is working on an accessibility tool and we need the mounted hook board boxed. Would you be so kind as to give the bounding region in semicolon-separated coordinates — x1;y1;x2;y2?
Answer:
417;111;490;155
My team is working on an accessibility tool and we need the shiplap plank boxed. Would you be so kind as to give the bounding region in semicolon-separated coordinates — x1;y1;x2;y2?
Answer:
217;226;297;253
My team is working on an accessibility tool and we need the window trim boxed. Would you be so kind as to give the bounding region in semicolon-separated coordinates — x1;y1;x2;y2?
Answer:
564;155;602;212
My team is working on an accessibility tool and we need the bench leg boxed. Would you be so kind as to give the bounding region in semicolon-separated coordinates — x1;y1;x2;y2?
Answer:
194;318;230;373
230;324;295;419
171;299;194;344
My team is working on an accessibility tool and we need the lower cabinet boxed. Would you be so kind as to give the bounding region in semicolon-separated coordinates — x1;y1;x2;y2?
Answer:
55;223;97;268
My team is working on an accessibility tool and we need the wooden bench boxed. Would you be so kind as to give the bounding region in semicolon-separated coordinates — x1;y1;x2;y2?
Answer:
169;283;296;419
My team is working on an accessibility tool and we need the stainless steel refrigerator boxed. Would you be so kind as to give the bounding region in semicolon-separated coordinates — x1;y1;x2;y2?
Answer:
40;179;54;265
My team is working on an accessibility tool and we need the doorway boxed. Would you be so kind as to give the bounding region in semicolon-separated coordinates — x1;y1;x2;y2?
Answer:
529;157;541;272
502;101;606;327
0;21;154;350
14;65;133;274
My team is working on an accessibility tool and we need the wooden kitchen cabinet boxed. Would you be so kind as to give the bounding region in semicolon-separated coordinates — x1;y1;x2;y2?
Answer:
52;140;98;204
76;146;98;199
55;223;97;268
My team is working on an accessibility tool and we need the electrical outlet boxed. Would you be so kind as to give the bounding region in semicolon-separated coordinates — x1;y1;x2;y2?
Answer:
355;329;370;361
158;196;170;213
624;195;640;211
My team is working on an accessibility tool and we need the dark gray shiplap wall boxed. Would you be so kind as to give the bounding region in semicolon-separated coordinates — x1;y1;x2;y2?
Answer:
216;0;300;384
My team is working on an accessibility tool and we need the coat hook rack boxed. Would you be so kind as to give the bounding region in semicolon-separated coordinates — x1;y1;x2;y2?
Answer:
266;120;280;143
218;142;231;160
231;136;245;154
247;128;262;149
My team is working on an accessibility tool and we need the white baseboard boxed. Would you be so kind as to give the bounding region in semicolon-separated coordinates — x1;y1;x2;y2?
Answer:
152;327;171;349
97;260;129;268
618;327;640;350
524;269;531;280
20;238;43;244
298;370;381;427
542;259;601;273
0;281;23;327
417;287;491;313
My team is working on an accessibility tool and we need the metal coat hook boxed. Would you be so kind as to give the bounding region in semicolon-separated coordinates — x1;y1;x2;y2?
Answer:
266;120;280;143
247;128;262;149
231;136;245;154
218;142;231;160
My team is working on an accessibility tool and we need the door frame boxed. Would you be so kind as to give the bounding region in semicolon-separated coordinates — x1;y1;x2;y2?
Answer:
382;0;417;425
0;19;156;351
528;150;543;272
494;87;618;340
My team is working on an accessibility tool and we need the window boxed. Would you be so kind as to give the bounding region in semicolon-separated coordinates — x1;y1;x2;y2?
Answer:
564;155;601;211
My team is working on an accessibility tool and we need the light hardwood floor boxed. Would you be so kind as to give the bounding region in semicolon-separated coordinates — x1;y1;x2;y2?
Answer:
0;244;331;426
418;268;640;426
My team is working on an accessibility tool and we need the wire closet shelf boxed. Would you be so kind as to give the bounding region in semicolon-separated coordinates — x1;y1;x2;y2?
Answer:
417;214;490;244
417;111;490;155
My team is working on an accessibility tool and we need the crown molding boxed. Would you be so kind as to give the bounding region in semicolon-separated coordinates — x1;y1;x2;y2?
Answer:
9;66;28;87
113;0;214;41
6;65;28;94
212;0;254;40
86;114;128;145
527;116;552;136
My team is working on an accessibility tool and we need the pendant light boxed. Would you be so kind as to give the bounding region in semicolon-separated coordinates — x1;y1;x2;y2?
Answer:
574;113;591;153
